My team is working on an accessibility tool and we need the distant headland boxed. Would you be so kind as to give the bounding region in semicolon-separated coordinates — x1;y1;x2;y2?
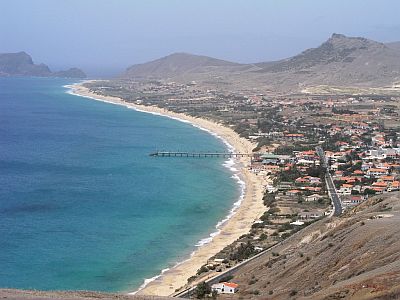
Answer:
0;51;86;78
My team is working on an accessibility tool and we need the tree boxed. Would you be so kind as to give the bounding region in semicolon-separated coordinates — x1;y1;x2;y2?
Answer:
364;188;376;195
194;281;211;299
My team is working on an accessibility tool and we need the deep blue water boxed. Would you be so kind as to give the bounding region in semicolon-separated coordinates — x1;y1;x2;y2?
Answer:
0;77;239;292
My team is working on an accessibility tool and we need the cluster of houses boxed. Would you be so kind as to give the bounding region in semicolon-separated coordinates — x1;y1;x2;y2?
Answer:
250;125;399;213
250;150;321;176
250;149;329;220
328;138;400;208
316;113;400;209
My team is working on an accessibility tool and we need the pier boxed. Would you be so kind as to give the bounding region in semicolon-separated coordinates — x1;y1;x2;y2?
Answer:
149;151;254;158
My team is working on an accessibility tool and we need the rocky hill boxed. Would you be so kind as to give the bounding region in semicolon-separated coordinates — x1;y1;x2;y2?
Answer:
121;52;249;80
254;33;400;89
0;52;86;78
119;34;400;92
218;192;400;299
53;67;87;79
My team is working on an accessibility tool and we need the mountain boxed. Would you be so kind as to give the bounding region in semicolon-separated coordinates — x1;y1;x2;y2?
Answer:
259;33;391;72
121;52;247;79
119;34;400;91
53;67;87;79
253;33;400;89
0;52;86;78
0;52;51;76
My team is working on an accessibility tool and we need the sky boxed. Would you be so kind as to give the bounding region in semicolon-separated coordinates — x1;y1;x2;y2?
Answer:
1;0;399;77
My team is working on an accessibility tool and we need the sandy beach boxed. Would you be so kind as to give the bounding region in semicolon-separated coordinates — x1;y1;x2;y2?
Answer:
67;82;266;296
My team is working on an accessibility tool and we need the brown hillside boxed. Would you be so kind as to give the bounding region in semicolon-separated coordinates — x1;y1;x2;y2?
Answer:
217;192;400;300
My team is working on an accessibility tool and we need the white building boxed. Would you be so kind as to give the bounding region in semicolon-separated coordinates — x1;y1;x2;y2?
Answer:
305;194;324;202
211;282;238;294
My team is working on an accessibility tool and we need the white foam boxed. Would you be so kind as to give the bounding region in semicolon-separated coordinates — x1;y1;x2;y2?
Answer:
65;84;247;294
128;267;170;295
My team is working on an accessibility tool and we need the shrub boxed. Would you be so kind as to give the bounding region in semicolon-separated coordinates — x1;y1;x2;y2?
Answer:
259;233;268;241
196;265;208;275
194;282;211;299
252;290;260;295
248;279;257;285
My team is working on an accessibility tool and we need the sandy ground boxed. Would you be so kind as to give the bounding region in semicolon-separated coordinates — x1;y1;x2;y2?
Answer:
67;82;266;296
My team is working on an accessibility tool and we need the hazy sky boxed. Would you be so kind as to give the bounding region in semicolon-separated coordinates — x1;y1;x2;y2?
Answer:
1;0;399;77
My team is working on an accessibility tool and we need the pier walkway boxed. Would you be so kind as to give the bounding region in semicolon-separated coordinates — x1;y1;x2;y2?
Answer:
149;151;254;158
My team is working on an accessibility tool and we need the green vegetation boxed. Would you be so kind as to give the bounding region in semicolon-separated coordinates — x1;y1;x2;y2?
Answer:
230;241;256;261
196;265;209;275
193;282;211;299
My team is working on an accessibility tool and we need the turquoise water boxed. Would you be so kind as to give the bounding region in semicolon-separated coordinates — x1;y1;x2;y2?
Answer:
0;77;239;292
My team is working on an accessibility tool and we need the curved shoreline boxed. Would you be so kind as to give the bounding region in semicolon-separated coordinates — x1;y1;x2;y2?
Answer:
66;81;266;296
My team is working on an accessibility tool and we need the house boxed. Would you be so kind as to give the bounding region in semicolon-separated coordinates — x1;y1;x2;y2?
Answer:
290;220;305;226
309;176;322;185
296;150;317;160
297;159;320;166
302;186;322;192
211;282;238;294
372;181;388;191
353;170;365;176
376;162;391;170
342;195;365;207
325;151;347;162
305;194;324;202
264;165;280;174
284;133;305;141
287;189;302;196
339;184;353;195
371;186;385;194
389;181;400;191
298;210;324;220
295;177;309;184
379;175;395;182
383;148;399;159
366;168;389;177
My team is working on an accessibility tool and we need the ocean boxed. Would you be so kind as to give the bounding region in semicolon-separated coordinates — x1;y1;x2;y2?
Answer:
0;77;241;292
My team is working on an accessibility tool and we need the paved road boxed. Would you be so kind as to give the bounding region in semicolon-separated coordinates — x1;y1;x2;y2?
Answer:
173;236;290;298
316;146;343;216
174;147;342;298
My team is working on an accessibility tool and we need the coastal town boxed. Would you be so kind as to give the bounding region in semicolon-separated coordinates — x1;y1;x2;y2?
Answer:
4;1;400;299
83;79;400;298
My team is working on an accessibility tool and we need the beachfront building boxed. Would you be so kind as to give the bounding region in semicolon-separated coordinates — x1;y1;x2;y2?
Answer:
211;282;238;294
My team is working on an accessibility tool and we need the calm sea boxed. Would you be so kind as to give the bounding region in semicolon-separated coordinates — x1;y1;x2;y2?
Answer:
0;77;240;292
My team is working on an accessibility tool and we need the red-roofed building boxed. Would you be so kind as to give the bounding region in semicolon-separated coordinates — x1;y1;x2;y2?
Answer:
367;168;389;177
389;181;400;192
211;282;238;294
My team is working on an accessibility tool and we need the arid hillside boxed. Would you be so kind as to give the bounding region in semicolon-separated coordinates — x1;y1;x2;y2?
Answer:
217;192;400;300
119;34;400;92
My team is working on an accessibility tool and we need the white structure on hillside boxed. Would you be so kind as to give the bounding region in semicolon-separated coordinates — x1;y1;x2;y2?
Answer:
211;282;238;294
